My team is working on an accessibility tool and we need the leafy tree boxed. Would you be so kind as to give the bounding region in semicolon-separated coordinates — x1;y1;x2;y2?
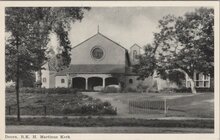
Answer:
54;26;72;71
133;44;156;80
135;7;214;94
5;7;90;121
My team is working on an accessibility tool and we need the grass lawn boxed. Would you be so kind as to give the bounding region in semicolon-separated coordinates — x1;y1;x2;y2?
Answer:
5;90;116;116
5;90;214;130
6;88;214;118
94;92;214;118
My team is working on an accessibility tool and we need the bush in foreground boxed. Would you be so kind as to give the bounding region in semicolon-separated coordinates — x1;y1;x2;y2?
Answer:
62;101;117;115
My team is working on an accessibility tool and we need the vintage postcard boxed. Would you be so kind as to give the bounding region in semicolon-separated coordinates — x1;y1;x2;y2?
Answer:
0;1;219;140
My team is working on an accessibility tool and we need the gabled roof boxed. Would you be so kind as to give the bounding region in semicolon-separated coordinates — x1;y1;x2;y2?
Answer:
130;43;142;49
72;32;128;51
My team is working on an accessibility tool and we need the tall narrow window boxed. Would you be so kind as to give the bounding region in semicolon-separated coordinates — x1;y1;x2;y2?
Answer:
133;50;137;59
43;78;46;83
129;79;133;84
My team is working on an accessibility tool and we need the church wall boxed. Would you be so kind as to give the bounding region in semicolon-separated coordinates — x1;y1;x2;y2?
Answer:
55;76;68;88
49;71;56;88
71;35;126;65
41;70;50;88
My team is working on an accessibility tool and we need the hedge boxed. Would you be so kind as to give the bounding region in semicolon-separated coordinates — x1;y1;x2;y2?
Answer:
6;87;78;94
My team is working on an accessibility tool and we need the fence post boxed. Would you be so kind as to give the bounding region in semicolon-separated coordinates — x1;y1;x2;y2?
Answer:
44;106;47;116
128;101;130;113
164;98;167;117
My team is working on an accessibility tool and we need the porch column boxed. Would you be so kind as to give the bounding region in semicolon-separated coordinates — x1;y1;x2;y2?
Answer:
67;74;71;88
85;78;88;90
102;78;105;88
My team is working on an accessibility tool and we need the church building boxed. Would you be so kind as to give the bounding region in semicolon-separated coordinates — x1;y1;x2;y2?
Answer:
39;31;212;91
40;32;145;90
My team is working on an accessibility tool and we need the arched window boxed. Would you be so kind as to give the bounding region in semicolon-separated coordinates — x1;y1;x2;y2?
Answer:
43;78;46;83
129;79;133;84
61;79;65;83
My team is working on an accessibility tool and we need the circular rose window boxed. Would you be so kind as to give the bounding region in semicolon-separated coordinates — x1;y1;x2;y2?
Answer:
91;47;104;60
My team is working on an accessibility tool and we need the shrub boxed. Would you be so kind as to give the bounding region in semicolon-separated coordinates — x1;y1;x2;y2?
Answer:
63;108;74;114
103;101;111;107
137;84;149;92
62;101;117;115
47;88;78;94
123;87;139;93
102;106;117;115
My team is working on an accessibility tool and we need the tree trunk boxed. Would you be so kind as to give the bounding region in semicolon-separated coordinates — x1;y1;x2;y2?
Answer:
39;69;42;88
188;76;197;94
15;69;20;121
15;36;20;122
146;70;159;93
173;68;197;94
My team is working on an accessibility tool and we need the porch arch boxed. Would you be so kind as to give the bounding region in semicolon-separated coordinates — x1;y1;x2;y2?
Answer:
88;77;103;91
72;77;86;90
105;77;119;86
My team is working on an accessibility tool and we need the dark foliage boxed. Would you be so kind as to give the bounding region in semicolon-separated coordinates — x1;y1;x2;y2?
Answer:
6;117;214;128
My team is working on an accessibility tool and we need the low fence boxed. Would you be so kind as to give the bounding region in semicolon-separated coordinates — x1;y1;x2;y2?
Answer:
5;105;118;116
128;99;168;115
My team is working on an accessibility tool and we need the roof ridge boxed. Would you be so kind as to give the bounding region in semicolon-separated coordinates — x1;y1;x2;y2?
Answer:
72;32;128;51
72;33;98;49
131;43;142;48
98;32;128;51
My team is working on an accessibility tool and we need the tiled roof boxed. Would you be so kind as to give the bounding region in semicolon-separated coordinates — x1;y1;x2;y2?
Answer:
56;64;126;76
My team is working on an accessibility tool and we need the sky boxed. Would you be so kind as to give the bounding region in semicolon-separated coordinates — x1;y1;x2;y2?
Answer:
49;7;201;52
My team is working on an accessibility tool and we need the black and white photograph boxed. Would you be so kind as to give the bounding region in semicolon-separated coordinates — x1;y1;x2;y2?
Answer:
2;1;219;138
